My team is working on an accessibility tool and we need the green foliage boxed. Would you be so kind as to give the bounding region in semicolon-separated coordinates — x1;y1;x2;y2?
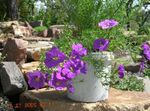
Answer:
34;26;47;32
110;71;144;91
54;27;78;55
0;55;5;63
144;68;150;78
61;0;96;30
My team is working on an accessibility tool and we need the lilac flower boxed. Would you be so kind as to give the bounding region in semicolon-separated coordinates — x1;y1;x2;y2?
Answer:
98;19;118;29
27;70;45;89
139;61;145;72
141;43;150;61
118;64;125;79
44;47;66;68
71;43;87;56
93;38;109;51
49;72;67;90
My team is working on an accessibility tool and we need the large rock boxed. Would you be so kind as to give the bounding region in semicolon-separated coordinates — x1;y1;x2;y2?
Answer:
0;21;19;29
19;88;150;111
49;25;65;38
124;63;140;73
26;41;53;61
21;61;40;74
113;54;134;66
2;38;28;66
12;24;32;37
136;76;150;93
29;21;43;28
0;62;27;96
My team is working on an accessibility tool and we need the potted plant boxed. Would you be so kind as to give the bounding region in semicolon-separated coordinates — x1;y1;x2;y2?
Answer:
27;19;118;102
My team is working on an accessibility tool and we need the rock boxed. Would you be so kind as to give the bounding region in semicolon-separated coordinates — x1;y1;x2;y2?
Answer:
29;21;43;28
26;41;53;61
2;38;28;66
0;39;3;48
47;28;53;37
123;31;137;37
0;62;27;96
19;88;150;111
38;29;48;37
12;24;32;37
21;61;40;74
23;37;51;42
125;63;140;73
0;21;19;29
113;54;134;66
136;76;150;93
49;25;64;38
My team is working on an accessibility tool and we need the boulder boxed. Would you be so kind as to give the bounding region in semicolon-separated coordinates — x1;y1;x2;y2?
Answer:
2;38;28;66
113;54;134;66
49;25;64;38
26;41;53;61
29;21;43;28
0;21;19;29
38;29;48;37
0;62;27;96
136;76;150;93
19;88;150;111
21;61;40;74
125;63;140;73
12;24;32;37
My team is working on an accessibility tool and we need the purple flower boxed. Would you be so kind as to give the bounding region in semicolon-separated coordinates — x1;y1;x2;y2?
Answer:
143;50;150;60
141;43;149;50
67;81;75;93
93;38;109;51
55;66;68;80
118;64;125;79
27;70;45;89
139;61;145;72
71;43;87;56
49;72;67;90
44;73;51;83
70;51;81;60
75;60;87;74
141;43;150;60
62;60;78;79
98;19;118;29
44;47;66;68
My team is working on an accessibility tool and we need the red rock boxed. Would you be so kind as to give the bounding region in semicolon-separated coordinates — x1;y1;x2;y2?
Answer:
2;38;28;66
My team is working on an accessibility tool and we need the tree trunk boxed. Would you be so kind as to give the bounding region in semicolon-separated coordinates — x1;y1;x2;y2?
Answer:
6;0;19;20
